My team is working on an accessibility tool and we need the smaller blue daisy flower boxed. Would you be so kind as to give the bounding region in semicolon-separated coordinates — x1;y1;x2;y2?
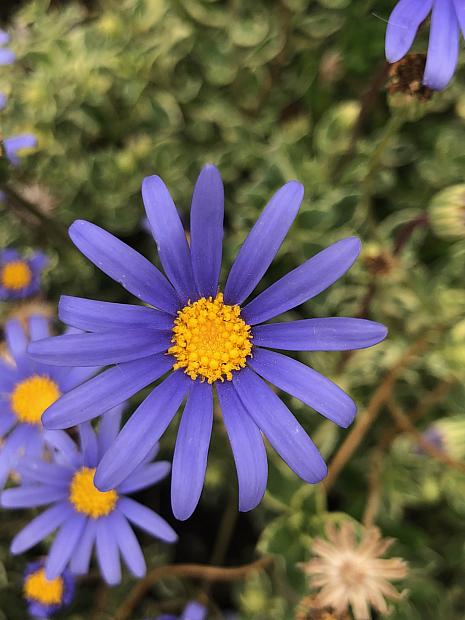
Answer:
154;601;207;620
0;316;96;489
386;0;465;90
0;30;15;65
23;558;75;619
3;134;38;166
0;249;47;300
2;415;177;585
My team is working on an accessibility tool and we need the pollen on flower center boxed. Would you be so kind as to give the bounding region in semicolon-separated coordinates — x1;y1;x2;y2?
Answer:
0;260;32;290
23;568;64;606
168;292;253;383
69;467;118;518
10;375;61;425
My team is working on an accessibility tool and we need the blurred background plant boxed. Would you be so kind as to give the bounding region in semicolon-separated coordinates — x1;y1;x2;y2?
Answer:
1;0;465;618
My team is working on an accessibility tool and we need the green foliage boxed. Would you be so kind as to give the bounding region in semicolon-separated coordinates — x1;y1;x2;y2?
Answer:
1;0;465;619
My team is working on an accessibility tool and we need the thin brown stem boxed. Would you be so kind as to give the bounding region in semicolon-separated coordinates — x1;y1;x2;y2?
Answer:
113;558;274;620
362;449;384;527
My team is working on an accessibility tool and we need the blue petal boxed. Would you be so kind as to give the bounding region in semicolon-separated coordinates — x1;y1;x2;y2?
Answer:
233;367;327;483
95;517;121;585
424;0;460;90
171;381;213;520
453;0;465;37
181;602;207;620
59;295;174;332
118;497;178;543
0;48;15;65
46;514;87;579
190;164;224;297
69;220;179;313
248;348;356;428
224;181;304;305
42;354;172;429
95;371;190;491
112;511;146;578
243;237;361;325
385;0;433;62
29;329;171;366
252;317;387;351
79;422;99;467
10;502;73;554
216;381;268;512
69;519;97;575
5;319;28;362
28;316;51;341
118;461;171;494
97;405;124;459
2;485;67;508
142;175;198;303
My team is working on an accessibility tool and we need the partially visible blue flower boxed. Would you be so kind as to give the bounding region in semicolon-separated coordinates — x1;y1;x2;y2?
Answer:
3;134;38;166
385;0;465;90
23;559;75;619
0;249;47;299
29;165;387;521
0;316;97;490
2;415;177;585
0;93;7;110
0;29;15;65
154;601;207;620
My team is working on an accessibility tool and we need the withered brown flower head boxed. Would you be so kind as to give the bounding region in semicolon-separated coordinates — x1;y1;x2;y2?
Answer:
300;521;408;620
388;54;433;101
295;595;350;620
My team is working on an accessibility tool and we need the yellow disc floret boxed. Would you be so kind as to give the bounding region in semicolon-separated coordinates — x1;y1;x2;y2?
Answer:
11;375;61;425
168;293;253;383
0;260;32;290
23;568;64;606
69;467;118;518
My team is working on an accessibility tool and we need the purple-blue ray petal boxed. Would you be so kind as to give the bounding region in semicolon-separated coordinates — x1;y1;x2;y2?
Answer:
44;430;81;468
224;181;304;305
112;510;146;578
98;404;124;459
233;367;327;483
95;371;190;491
118;497;178;543
190;164;224;297
0;359;16;389
10;502;73;554
216;381;268;512
424;0;460;90
171;381;213;520
59;295;174;332
385;0;433;62
117;461;171;494
243;237;361;325
79;422;99;467
28;315;51;341
0;48;15;65
181;602;208;620
42;354;172;429
28;329;171;366
142;175;197;303
69;519;97;575
29;251;48;271
5;319;28;362
59;366;100;392
453;0;465;37
45;514;87;579
252;317;387;351
4;134;37;165
248;348;356;427
1;485;67;508
0;411;16;438
95;518;121;585
69;220;179;313
0;30;10;45
18;461;72;488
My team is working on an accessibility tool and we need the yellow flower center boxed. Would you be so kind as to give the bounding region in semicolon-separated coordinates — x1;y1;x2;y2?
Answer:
23;568;64;606
69;467;118;518
0;260;32;290
10;375;61;425
168;292;253;383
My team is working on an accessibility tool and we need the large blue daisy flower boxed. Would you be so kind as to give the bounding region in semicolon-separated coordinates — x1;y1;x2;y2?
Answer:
29;165;387;520
0;316;96;489
0;249;47;300
1;414;176;585
385;0;465;90
23;558;75;619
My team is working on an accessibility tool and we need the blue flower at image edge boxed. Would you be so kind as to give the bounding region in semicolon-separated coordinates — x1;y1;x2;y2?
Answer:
1;414;176;584
23;559;74;618
386;0;465;90
0;29;15;65
154;601;207;620
3;134;38;166
0;316;97;489
0;249;47;299
29;165;388;520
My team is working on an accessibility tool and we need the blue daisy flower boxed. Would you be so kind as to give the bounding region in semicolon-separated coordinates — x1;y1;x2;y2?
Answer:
29;165;387;520
23;558;75;619
0;30;15;65
1;414;177;585
0;249;47;300
3;134;38;166
154;601;207;620
385;0;465;90
0;316;97;489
